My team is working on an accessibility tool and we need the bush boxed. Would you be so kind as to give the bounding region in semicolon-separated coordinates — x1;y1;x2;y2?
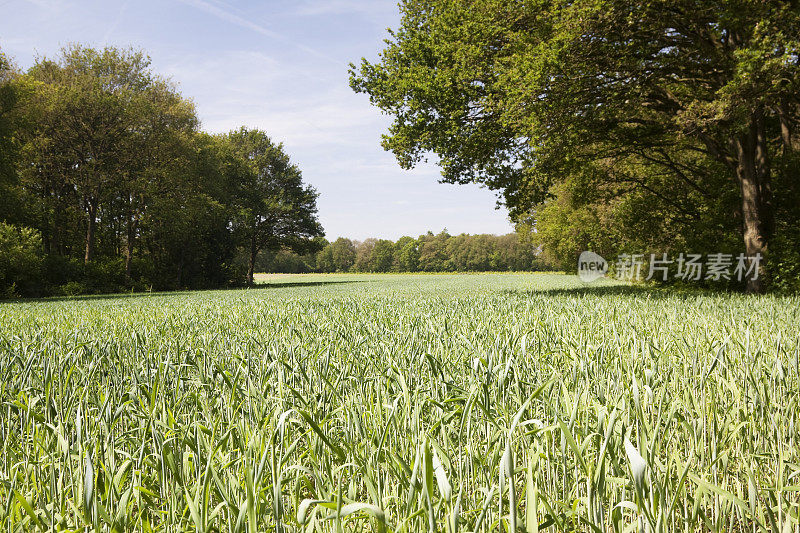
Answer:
58;280;88;297
0;223;43;297
42;254;126;296
82;257;125;294
41;253;83;289
767;235;800;293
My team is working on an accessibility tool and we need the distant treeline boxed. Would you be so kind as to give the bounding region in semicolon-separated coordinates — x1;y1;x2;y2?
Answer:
256;231;546;274
0;45;322;298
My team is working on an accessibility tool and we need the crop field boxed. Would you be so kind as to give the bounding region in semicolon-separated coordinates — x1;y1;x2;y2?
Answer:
1;273;799;532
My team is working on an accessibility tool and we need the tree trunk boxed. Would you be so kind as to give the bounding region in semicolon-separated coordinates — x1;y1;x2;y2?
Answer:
176;246;184;288
778;100;794;154
733;109;772;293
52;197;65;255
39;186;51;253
125;213;136;283
84;198;98;264
247;233;257;285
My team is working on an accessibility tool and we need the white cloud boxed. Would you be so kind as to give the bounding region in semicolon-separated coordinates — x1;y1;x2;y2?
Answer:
102;0;132;44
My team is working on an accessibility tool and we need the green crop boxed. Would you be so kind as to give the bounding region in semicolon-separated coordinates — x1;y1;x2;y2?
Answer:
1;273;798;532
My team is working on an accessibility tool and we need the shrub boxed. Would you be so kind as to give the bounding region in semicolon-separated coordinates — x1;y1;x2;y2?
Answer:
0;222;43;297
58;280;87;297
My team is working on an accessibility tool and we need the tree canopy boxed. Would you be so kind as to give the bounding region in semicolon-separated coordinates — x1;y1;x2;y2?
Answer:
0;45;323;297
351;0;800;292
222;127;324;284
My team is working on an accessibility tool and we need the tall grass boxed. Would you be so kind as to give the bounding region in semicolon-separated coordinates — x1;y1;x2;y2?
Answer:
1;273;798;531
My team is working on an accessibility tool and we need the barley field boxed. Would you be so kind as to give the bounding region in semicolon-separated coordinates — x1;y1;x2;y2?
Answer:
1;273;799;532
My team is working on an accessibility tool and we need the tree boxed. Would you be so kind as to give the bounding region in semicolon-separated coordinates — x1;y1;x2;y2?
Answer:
354;238;377;272
330;237;356;272
0;49;20;224
417;230;450;272
351;0;800;292
316;244;335;273
395;236;419;271
370;239;396;272
495;233;536;271
20;45;194;266
223;128;324;285
1;43;326;295
140;132;234;289
117;77;198;281
530;159;743;274
238;231;543;274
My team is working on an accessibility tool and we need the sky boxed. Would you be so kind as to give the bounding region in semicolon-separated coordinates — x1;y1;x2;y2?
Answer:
0;0;515;241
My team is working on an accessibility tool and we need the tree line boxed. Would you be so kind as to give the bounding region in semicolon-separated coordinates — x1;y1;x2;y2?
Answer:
255;231;544;274
350;0;800;292
0;45;322;297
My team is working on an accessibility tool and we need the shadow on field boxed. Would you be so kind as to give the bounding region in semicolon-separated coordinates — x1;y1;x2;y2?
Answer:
10;279;365;305
505;284;709;300
252;280;367;290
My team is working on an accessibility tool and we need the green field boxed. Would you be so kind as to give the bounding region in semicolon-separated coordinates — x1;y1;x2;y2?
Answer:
1;273;799;532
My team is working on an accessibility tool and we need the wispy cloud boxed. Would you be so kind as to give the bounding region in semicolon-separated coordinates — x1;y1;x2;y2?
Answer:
162;49;376;148
22;0;65;8
292;0;394;18
102;0;131;44
175;0;281;39
174;0;342;65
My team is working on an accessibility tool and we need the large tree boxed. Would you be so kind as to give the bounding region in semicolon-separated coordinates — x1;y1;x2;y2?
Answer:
20;46;194;265
0;49;21;224
223;128;324;285
115;77;198;281
351;0;800;292
330;237;357;272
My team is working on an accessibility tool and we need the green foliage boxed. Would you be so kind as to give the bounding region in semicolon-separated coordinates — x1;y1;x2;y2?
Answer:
417;230;451;272
768;151;800;292
331;237;357;272
370;239;396;272
1;273;799;530
255;231;542;274
531;164;743;274
0;45;321;296
0;48;21;224
395;237;420;272
256;247;320;274
304;231;541;273
221;127;324;284
351;0;800;291
0;223;42;298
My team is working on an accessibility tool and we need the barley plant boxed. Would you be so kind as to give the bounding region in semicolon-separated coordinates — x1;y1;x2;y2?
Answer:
1;273;799;532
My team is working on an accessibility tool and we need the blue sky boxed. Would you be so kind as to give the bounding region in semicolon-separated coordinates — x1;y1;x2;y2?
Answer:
0;0;514;240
